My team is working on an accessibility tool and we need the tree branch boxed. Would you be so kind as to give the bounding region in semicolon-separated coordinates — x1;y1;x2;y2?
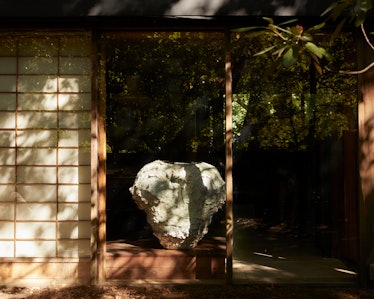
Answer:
327;61;374;74
326;23;374;75
361;23;374;52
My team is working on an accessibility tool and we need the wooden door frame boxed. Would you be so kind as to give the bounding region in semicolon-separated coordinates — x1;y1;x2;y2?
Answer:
94;29;234;284
93;31;107;284
225;30;233;283
93;27;367;286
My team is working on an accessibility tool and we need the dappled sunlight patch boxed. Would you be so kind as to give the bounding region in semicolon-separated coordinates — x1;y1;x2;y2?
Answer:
234;217;266;230
234;258;296;283
0;34;92;264
253;251;287;260
334;268;357;276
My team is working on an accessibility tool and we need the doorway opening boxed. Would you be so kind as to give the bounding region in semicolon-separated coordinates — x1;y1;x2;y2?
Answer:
230;30;359;284
103;32;227;280
100;29;359;283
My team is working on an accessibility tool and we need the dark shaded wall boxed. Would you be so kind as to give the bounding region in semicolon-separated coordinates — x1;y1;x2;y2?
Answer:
0;0;335;17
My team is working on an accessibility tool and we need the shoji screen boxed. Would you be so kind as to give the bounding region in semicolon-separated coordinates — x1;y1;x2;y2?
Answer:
0;34;92;258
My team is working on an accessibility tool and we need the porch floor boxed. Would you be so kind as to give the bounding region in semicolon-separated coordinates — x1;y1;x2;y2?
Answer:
105;216;357;285
106;237;357;285
233;218;358;285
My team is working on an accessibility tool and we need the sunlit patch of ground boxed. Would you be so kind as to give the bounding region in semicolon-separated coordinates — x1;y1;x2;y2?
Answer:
233;216;358;285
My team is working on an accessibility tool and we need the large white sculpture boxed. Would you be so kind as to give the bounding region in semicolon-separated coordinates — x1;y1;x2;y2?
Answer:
129;160;226;249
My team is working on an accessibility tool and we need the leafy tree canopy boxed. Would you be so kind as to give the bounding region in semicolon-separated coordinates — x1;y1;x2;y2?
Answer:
105;0;365;156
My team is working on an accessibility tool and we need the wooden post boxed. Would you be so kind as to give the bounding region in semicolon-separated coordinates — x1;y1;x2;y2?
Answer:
90;31;99;285
358;31;374;287
225;31;234;283
97;39;107;284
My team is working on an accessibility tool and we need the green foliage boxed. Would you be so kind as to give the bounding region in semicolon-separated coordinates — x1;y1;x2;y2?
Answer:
322;0;372;40
233;18;331;75
105;33;225;155
322;0;372;26
231;31;357;152
105;24;357;155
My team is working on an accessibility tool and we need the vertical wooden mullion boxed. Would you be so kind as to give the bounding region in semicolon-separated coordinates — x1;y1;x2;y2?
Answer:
56;36;61;258
225;30;233;283
14;37;19;258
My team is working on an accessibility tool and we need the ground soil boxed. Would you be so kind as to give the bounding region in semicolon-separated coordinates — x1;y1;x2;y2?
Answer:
1;284;374;299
